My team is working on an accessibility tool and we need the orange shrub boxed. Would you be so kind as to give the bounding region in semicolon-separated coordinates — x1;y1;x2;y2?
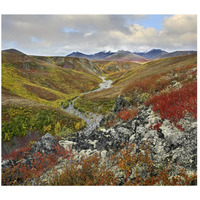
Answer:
49;153;117;186
117;107;138;121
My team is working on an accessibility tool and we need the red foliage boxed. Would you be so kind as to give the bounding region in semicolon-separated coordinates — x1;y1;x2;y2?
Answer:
2;146;31;161
145;81;197;129
123;75;161;95
2;144;72;185
150;123;162;132
117;107;138;121
174;64;197;73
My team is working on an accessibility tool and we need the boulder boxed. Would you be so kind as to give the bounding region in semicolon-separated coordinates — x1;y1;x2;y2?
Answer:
2;159;15;169
113;96;129;113
30;133;60;154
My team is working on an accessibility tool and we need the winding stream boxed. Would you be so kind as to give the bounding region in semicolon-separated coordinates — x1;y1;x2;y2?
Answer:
63;76;113;135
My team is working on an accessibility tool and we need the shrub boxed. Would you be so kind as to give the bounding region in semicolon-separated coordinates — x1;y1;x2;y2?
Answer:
117;107;138;121
2;144;72;185
111;143;197;185
145;81;197;129
49;143;197;186
49;153;117;186
2;105;84;141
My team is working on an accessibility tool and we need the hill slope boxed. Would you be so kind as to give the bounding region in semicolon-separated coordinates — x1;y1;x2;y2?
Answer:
34;55;103;75
74;54;197;114
1;49;103;148
2;50;102;107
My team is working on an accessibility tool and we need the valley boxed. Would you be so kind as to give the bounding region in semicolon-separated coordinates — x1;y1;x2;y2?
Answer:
1;48;197;186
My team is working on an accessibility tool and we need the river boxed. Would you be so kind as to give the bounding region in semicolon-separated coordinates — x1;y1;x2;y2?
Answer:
63;76;113;135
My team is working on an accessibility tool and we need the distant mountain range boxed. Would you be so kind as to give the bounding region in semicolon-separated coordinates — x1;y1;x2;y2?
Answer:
135;49;197;60
134;49;168;60
67;50;147;62
67;49;197;62
67;51;115;60
156;50;197;59
2;48;197;63
104;50;148;62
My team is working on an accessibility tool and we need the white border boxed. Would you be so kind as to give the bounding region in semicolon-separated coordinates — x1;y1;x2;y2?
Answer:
0;0;199;200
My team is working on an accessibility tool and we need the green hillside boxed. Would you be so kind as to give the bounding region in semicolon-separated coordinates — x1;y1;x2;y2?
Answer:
1;50;102;144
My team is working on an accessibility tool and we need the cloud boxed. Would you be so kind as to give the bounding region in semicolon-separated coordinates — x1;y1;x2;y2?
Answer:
84;32;94;37
2;15;197;56
162;15;197;35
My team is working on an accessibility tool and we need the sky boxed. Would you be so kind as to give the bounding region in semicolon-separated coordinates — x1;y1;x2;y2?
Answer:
2;14;197;56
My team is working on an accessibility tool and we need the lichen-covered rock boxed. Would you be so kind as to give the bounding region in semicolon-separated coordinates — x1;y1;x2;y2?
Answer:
113;95;129;113
2;159;15;169
60;104;197;173
30;133;60;154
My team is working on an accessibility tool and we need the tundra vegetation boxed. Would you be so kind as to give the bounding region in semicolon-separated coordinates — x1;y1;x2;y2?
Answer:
1;50;197;185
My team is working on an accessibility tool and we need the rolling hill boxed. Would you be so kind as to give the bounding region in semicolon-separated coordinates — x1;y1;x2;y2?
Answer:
1;49;104;150
2;49;102;107
74;54;197;114
1;48;197;156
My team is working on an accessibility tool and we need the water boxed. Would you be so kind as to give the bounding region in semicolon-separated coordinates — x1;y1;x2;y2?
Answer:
63;76;113;135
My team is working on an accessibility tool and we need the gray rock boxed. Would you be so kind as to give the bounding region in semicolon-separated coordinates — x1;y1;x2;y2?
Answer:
2;159;15;169
113;96;129;113
30;133;60;154
101;150;107;159
116;127;132;137
136;126;146;135
129;135;136;143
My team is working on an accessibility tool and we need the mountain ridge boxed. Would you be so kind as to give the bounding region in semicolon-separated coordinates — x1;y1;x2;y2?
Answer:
104;50;148;62
67;49;197;61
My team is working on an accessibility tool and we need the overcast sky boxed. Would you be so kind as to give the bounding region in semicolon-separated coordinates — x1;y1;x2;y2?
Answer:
2;15;197;56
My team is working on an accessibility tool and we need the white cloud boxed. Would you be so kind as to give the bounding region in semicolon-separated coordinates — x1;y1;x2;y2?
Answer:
162;15;197;34
2;15;197;55
84;32;94;37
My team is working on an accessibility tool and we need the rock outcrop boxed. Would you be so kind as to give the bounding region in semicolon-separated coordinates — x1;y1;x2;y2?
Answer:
30;133;60;154
60;104;197;172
